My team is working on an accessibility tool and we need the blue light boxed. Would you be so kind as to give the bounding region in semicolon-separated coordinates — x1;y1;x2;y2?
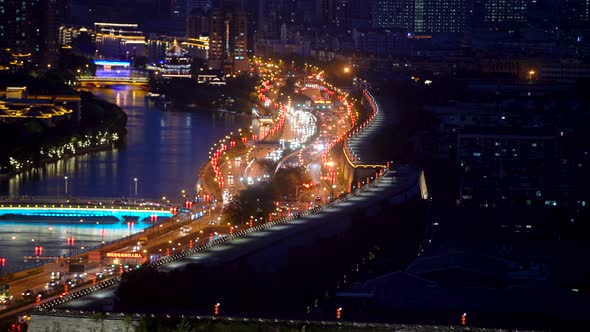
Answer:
93;60;131;67
0;206;171;222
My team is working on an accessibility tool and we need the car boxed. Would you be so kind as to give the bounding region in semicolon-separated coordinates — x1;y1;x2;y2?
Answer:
103;267;115;276
21;289;35;298
46;280;59;290
315;196;322;202
209;220;216;226
0;295;12;305
64;279;77;288
95;272;104;280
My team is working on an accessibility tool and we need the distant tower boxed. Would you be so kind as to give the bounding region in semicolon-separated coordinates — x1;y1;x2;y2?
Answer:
208;3;248;73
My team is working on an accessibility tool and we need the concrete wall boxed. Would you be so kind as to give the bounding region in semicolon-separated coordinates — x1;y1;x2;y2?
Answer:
28;314;137;332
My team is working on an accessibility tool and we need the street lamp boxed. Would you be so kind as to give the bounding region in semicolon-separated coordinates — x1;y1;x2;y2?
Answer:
528;69;536;81
134;178;138;197
64;176;68;195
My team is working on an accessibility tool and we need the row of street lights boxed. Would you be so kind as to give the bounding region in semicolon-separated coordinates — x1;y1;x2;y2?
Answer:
61;176;139;196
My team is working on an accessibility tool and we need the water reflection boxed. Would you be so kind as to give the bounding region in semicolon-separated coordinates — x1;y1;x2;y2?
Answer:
0;220;149;272
0;85;249;270
0;85;249;199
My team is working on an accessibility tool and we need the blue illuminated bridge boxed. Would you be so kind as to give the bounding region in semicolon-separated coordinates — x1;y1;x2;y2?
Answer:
0;203;172;223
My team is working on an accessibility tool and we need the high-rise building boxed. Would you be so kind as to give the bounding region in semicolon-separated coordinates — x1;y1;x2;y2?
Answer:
484;0;528;27
415;0;466;33
187;8;211;38
334;0;352;29
208;4;248;73
316;0;336;26
0;0;62;68
560;0;590;27
371;0;414;31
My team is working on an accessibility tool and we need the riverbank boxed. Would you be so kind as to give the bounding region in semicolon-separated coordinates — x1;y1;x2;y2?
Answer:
1;138;121;180
1;91;127;179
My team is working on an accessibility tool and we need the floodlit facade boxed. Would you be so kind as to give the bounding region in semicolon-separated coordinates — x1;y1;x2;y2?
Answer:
94;22;146;60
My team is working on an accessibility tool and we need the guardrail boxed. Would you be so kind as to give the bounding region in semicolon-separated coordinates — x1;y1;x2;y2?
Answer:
38;277;121;310
342;89;386;168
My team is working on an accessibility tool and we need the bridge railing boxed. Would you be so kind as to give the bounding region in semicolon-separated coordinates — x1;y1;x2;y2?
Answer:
342;89;383;168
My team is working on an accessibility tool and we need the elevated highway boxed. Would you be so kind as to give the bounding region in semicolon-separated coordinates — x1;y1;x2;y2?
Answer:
341;89;388;192
36;166;422;314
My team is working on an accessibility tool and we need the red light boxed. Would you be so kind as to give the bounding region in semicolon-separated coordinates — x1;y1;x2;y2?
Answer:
0;258;5;267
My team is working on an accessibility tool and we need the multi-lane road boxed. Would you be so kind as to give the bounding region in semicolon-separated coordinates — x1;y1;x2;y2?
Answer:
2;62;356;322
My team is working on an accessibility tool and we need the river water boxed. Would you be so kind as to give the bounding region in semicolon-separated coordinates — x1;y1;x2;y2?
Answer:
0;85;249;272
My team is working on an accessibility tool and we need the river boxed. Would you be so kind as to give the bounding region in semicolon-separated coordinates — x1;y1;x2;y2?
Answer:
0;86;249;199
0;85;249;272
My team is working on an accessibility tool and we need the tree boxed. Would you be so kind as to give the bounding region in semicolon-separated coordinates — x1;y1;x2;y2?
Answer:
175;318;191;332
270;167;312;201
222;183;276;225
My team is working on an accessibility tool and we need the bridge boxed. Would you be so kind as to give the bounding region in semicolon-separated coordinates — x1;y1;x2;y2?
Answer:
0;203;171;223
76;75;149;87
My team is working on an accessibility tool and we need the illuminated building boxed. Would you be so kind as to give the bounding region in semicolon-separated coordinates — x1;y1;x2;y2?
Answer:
161;40;192;78
484;0;528;24
208;5;248;73
1;87;81;125
58;26;95;47
371;0;414;31
148;36;208;63
415;0;466;33
0;0;65;67
94;22;146;60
